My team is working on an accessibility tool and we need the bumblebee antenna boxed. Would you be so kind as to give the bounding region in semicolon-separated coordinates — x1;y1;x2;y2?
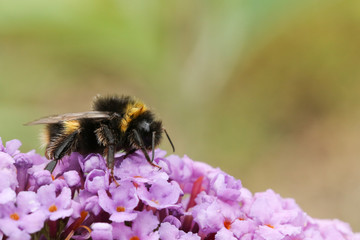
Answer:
163;128;175;152
152;131;156;162
133;129;161;169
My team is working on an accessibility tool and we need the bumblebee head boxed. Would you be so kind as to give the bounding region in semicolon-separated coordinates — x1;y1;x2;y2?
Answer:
135;119;163;150
125;111;175;164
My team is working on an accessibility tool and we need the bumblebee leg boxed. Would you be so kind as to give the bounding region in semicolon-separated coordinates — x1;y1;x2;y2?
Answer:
132;129;161;169
98;124;115;169
45;160;57;173
107;143;119;185
152;131;156;162
45;130;79;173
107;143;115;170
53;130;79;160
97;124;119;185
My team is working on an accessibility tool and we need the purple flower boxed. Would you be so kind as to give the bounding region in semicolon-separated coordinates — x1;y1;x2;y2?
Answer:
163;215;182;228
131;211;159;239
209;172;242;202
304;218;358;240
84;169;109;194
112;210;160;240
238;187;253;214
78;190;102;215
0;138;21;156
0;166;17;200
137;179;183;209
215;227;238;240
247;189;307;239
0;152;18;204
0;191;46;239
79;153;107;174
91;222;113;240
229;218;257;239
52;152;83;176
163;154;214;194
162;154;193;191
32;169;53;189
63;170;81;187
0;187;16;204
159;222;201;240
13;153;33;192
98;180;139;222
114;151;169;183
37;184;73;220
192;192;242;235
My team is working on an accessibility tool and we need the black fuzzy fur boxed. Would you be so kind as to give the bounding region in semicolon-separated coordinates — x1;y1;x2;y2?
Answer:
92;95;132;115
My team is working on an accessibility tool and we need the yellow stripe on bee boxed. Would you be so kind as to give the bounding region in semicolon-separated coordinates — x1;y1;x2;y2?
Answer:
120;101;147;132
64;120;80;134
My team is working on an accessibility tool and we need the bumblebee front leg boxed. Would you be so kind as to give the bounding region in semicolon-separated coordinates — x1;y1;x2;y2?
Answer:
132;129;161;169
96;124;118;181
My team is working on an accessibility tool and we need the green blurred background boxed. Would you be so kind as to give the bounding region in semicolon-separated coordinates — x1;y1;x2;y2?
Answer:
1;0;360;231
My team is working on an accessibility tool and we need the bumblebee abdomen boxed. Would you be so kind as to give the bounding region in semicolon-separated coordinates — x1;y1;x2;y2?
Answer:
43;119;104;159
42;122;77;159
41;123;63;147
42;120;81;144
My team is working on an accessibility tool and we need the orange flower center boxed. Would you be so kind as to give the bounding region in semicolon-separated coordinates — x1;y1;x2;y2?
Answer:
266;224;274;229
48;204;58;212
223;220;232;230
10;213;20;221
130;236;140;240
116;206;125;212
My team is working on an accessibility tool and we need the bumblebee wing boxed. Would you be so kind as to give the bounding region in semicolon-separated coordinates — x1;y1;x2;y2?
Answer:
25;111;111;125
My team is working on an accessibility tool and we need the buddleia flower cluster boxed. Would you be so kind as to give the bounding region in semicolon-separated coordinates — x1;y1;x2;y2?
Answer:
0;137;359;240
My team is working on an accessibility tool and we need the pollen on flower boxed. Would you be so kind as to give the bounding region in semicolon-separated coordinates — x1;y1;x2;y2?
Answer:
223;220;232;230
130;236;140;240
49;204;58;212
265;224;274;229
116;206;125;212
151;199;159;204
10;213;20;221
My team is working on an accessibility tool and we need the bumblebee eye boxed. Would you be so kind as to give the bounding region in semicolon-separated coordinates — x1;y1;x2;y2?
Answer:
139;121;150;132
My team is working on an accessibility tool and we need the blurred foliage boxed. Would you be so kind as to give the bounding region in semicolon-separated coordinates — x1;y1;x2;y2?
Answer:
1;0;360;231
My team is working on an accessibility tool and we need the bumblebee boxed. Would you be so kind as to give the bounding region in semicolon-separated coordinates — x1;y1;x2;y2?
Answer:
26;95;175;173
